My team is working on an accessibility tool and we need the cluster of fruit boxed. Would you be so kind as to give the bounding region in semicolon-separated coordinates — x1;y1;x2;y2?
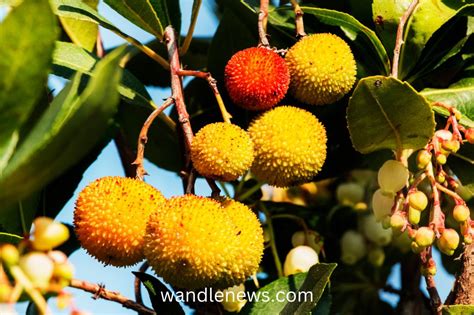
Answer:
0;218;75;313
371;118;474;274
192;33;357;188
74;177;264;290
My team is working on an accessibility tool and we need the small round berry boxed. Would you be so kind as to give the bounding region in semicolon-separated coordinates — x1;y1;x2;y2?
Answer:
361;215;392;246
32;217;70;251
291;230;323;253
283;245;319;276
415;227;435;247
368;247;385;267
19;252;54;290
437;228;460;256
436;154;447;165
0;244;19;266
340;230;367;265
371;189;394;221
408;191;428;211
336;182;365;206
453;205;470;222
378;160;409;194
408;207;421;225
220;284;247;313
417;150;432;169
390;213;406;232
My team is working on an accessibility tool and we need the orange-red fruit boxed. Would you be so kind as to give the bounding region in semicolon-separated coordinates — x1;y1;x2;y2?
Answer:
224;47;290;111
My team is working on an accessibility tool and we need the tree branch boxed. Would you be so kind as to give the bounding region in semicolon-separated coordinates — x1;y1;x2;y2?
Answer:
132;98;175;180
290;0;306;38
392;0;419;78
446;243;474;305
70;279;155;315
134;262;149;306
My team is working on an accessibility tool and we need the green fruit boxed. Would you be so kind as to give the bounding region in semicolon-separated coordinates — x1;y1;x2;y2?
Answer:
372;189;394;221
336;182;365;206
408;191;428;211
415;227;435;247
340;230;367;265
408;207;421;225
390;213;406;232
378;160;409;194
361;215;392;246
32;217;70;251
417;150;432;169
368;247;385;267
437;228;460;256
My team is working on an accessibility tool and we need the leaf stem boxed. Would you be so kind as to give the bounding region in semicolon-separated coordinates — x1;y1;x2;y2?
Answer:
260;203;284;277
391;0;419;78
180;0;202;56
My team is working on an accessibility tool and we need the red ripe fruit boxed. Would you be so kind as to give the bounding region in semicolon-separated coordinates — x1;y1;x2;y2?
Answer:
224;47;289;111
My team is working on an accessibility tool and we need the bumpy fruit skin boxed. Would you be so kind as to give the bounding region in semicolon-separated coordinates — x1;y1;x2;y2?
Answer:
248;106;327;187
144;195;263;289
283;245;319;276
74;177;165;267
437;229;460;256
191;123;254;181
224;47;289;110
285;33;356;105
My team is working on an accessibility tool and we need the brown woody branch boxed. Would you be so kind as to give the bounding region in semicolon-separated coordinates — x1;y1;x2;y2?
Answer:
132;98;175;180
290;0;306;38
445;243;474;305
70;279;155;315
392;0;419;78
258;0;270;47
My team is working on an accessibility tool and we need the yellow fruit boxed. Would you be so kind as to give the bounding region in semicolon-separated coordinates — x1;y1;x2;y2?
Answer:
191;122;254;181
286;33;356;105
32;217;70;251
144;195;263;289
248;106;327;187
437;228;460;256
220;284;247;312
283;245;319;276
74;176;165;267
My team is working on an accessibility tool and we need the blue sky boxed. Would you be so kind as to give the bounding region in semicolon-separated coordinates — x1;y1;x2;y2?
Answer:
13;0;455;313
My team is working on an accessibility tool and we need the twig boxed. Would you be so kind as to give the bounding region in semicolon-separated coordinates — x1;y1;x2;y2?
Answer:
134;262;149;306
206;178;221;198
425;276;442;314
180;0;202;56
425;163;445;237
435;182;464;203
70;279;155;315
177;69;232;123
132;98;175;180
290;0;306;38
391;0;419;78
258;0;270;47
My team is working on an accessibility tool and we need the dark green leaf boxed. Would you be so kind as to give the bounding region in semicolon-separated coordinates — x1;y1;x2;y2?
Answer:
281;264;337;315
133;271;185;314
104;0;181;39
421;77;474;127
242;264;336;315
59;0;98;51
0;47;125;206
347;76;435;154
0;0;58;173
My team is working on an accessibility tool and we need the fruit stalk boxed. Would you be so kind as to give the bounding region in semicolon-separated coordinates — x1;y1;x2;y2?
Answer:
391;0;419;78
70;279;155;315
132;97;174;180
290;0;306;38
9;265;50;315
176;69;232;123
258;0;270;47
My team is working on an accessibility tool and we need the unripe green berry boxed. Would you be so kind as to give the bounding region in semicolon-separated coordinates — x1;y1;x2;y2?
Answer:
408;207;421;225
437;228;460;256
415;227;435;247
408;191;428;211
411;241;425;254
390;213;406;232
378;160;409;194
442;140;460;153
19;252;54;290
336;182;365;206
436;172;446;184
361;215;392;246
340;230;367;265
417;150;432;169
32;217;70;251
367;247;385;267
0;244;19;266
436;154;447;165
465;128;474;144
372;189;394;221
453;205;470;222
283;245;319;276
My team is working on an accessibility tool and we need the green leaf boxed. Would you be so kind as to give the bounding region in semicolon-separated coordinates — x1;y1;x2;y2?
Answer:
132;272;184;314
242;263;336;315
399;1;470;79
52;41;154;109
0;0;58;173
0;232;22;244
442;305;474;315
267;6;391;75
347;76;435;154
421;76;474;127
104;0;181;39
59;0;98;51
281;264;337;315
0;46;125;207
